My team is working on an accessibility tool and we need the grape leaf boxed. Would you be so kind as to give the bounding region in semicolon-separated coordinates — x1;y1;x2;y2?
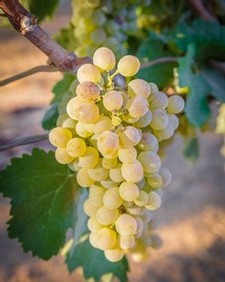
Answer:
66;236;129;282
175;19;225;61
28;0;60;21
137;32;177;88
52;74;75;103
41;103;59;130
178;44;225;127
0;149;79;259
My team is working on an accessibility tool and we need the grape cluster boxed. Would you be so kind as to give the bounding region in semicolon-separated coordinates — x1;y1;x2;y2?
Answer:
71;0;150;57
49;47;184;262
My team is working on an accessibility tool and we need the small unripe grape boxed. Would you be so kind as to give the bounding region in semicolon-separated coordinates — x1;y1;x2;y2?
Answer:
93;47;116;71
77;63;102;83
117;55;140;77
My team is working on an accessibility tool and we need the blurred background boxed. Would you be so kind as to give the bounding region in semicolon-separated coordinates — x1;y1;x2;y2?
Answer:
0;1;225;282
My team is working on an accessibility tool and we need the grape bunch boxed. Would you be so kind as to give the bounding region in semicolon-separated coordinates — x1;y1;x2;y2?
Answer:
49;47;184;262
71;0;150;57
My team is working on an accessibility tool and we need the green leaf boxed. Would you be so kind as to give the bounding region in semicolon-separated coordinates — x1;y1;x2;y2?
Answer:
137;32;177;88
175;19;225;61
28;0;60;21
0;149;79;259
52;74;75;103
183;137;199;162
71;188;89;243
178;44;225;126
41;103;59;130
66;236;129;282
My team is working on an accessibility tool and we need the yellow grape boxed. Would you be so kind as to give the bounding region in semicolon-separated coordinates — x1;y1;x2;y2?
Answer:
79;146;99;169
55;147;74;164
49;127;72;148
117;55;140;77
93;47;116;71
103;90;123;112
66;137;87;157
128;79;151;98
119;182;139;201
77;63;102;83
76;81;101;101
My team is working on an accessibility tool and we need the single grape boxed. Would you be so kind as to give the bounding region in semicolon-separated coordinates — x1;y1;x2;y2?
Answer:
117;55;140;77
103;187;123;209
93;47;116;71
79;146;99;169
103;90;123;112
55;147;74;164
119;181;140;201
167;95;185;114
115;213;138;236
121;160;144;183
49;127;72;148
76;81;101;101
66;137;86;157
77;167;94;187
128;79;151;98
77;63;102;83
96;205;119;225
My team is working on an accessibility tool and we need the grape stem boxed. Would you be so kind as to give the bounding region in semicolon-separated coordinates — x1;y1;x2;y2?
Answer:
0;0;91;72
141;57;180;69
0;134;48;152
0;65;58;87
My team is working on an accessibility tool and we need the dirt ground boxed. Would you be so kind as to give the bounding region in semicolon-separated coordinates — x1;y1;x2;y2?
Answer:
0;3;225;282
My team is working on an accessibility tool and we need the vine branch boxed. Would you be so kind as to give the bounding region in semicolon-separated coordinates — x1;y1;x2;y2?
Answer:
0;134;48;152
141;57;180;69
189;0;216;21
0;65;58;87
0;0;91;72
